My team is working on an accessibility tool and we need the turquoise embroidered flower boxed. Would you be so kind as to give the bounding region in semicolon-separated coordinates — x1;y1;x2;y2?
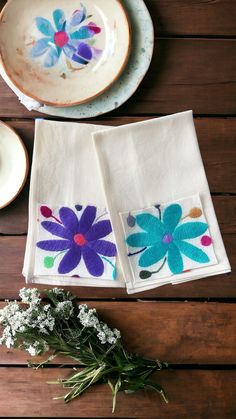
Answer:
126;204;210;275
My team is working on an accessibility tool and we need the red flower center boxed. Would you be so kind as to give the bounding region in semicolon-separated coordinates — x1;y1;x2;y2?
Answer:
74;233;87;247
54;31;69;48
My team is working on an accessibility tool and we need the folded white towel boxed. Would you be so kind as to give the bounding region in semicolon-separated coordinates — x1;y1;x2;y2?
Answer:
93;111;231;294
23;119;125;288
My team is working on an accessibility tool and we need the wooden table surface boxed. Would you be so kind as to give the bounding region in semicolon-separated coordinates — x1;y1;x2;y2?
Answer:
0;1;236;418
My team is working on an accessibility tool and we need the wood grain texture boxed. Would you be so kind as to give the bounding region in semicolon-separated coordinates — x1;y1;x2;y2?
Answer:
0;234;234;299
0;39;236;117
0;1;235;417
1;0;236;36
147;0;236;36
0;368;236;418
0;301;236;365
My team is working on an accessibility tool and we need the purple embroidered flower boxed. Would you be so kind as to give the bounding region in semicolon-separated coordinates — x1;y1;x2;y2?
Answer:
31;6;102;68
37;206;117;277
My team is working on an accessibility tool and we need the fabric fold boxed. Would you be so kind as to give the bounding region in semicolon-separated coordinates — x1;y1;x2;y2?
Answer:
93;111;231;294
23;119;125;288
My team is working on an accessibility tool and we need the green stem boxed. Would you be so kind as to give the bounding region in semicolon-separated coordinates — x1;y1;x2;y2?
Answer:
128;247;147;257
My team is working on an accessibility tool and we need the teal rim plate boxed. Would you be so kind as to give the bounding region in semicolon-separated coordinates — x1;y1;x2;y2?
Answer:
37;0;154;118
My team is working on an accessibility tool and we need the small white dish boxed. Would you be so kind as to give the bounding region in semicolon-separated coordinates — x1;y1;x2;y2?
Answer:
0;121;29;209
0;0;131;107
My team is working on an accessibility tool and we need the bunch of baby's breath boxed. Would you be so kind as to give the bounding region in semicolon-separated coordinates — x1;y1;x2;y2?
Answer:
0;288;168;412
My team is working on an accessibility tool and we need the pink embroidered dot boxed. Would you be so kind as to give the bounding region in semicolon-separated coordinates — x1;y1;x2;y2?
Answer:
162;233;173;244
201;235;212;246
54;31;69;48
74;233;87;247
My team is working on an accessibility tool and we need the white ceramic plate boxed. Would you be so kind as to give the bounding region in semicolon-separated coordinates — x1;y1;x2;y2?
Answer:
0;0;131;106
0;121;28;209
39;0;154;118
0;0;154;119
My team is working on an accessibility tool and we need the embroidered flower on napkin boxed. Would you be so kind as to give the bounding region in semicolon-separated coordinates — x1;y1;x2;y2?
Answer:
35;204;117;280
120;195;217;282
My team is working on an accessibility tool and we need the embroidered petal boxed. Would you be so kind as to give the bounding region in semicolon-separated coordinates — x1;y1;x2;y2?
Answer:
85;220;112;241
58;246;81;274
173;222;208;241
79;206;97;234
163;204;182;233
88;240;117;257
136;213;165;237
36;17;55;37
139;244;168;268
77;42;92;61
44;46;60;67
53;9;66;31
167;243;183;274
176;241;210;263
36;239;71;251
70;6;87;26
41;221;73;239
59;207;80;234
31;37;51;57
126;232;153;248
82;246;104;277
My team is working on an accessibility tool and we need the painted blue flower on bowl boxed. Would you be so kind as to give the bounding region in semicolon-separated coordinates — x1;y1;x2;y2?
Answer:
31;5;102;68
36;205;117;278
126;203;211;278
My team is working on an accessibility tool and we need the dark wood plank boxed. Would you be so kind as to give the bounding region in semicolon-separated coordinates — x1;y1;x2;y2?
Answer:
0;234;234;299
1;0;236;37
0;368;236;418
147;0;236;36
1;301;236;365
0;39;236;117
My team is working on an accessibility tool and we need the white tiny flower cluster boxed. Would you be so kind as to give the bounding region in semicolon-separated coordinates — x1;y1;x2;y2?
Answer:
25;340;49;357
97;324;121;345
78;305;99;328
0;325;15;348
19;288;41;305
55;301;74;320
78;304;121;345
0;289;55;351
0;301;27;347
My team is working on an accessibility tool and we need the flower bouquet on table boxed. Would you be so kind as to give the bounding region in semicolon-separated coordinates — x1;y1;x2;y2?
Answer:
0;288;168;412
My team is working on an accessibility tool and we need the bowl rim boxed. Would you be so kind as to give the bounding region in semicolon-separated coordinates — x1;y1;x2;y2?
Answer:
0;120;29;209
0;0;132;107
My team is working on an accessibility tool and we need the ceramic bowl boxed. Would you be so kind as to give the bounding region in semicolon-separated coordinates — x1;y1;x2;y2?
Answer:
0;121;29;209
0;0;131;106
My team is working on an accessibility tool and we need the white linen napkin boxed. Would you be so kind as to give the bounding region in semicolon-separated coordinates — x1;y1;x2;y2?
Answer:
93;111;231;294
23;119;125;288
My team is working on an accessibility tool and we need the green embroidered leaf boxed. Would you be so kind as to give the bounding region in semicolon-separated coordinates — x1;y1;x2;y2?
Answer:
44;256;54;269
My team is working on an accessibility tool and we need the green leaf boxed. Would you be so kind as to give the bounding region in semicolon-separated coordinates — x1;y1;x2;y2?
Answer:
44;256;54;268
